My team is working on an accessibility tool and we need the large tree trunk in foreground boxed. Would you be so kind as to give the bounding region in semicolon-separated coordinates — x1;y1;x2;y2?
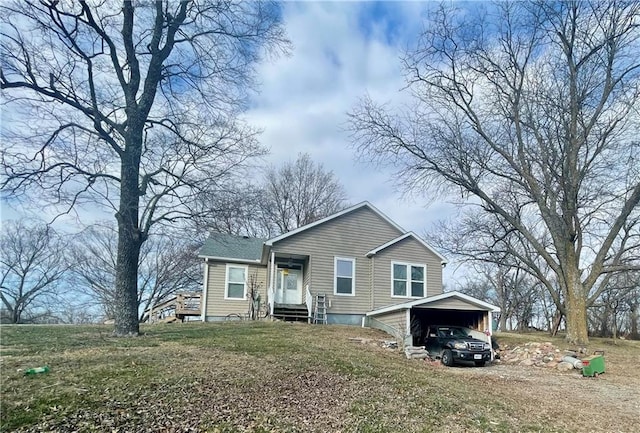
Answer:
565;282;589;345
1;1;288;336
114;144;144;335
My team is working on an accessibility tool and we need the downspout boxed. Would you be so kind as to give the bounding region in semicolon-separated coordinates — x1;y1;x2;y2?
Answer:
200;259;209;322
370;256;375;311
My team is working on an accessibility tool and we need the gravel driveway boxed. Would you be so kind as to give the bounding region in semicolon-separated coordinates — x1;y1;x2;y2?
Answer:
445;362;640;433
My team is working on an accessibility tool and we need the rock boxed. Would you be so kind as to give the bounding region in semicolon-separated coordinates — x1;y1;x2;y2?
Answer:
404;346;429;360
561;356;584;369
557;362;574;371
520;359;535;366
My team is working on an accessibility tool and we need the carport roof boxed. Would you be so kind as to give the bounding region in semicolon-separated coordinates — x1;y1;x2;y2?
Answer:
366;291;501;317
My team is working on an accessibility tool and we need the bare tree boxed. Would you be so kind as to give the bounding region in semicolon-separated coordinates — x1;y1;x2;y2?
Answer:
349;1;640;344
71;224;201;322
194;153;349;238
1;1;288;335
589;270;640;339
195;184;274;239
0;220;68;323
263;153;349;234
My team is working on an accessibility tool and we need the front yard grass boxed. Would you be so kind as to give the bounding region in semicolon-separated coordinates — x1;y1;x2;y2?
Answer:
1;322;638;432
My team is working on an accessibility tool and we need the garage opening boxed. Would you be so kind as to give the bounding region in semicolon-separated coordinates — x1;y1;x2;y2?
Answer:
410;308;487;346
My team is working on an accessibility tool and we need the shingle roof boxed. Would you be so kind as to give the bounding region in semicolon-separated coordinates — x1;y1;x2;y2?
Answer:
199;233;265;262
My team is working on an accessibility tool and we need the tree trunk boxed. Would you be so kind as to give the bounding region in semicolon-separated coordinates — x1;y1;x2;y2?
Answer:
113;136;143;336
565;277;589;345
551;311;563;337
499;313;507;332
630;303;639;340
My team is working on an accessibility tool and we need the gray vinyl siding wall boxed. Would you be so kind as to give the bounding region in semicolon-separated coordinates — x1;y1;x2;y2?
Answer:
271;206;403;315
371;237;443;310
367;310;408;339
416;298;486;311
205;261;268;318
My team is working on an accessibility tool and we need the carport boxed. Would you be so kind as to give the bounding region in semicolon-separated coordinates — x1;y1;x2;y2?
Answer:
365;291;501;346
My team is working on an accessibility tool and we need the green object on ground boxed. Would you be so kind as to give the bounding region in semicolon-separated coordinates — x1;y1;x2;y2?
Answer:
581;351;605;377
24;366;49;376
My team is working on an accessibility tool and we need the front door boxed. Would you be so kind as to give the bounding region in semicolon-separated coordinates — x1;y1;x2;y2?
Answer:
275;267;302;304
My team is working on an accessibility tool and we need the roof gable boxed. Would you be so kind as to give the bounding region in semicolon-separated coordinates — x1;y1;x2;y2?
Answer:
366;291;501;316
366;232;448;264
265;201;404;246
199;233;265;262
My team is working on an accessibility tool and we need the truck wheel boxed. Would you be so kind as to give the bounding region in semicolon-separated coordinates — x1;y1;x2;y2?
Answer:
441;349;454;367
474;361;486;367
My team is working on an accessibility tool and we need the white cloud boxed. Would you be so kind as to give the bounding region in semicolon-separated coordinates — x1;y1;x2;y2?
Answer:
243;1;467;284
246;1;453;232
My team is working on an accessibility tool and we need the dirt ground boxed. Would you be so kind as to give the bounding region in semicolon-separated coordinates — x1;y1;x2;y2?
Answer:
442;360;640;432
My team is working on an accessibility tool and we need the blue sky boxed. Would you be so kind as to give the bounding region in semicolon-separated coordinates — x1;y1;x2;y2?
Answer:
0;1;467;284
246;2;456;230
244;1;465;283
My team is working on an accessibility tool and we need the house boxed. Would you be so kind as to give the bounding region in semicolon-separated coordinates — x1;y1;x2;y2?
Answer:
199;202;499;344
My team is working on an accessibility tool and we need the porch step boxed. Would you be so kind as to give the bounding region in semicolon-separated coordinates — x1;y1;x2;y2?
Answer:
273;303;309;322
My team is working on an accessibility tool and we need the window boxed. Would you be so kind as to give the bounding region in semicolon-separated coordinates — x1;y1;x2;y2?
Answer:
334;257;355;295
225;264;247;299
392;262;425;298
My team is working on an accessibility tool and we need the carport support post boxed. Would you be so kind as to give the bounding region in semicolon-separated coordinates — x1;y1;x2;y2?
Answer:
487;311;494;361
405;309;411;347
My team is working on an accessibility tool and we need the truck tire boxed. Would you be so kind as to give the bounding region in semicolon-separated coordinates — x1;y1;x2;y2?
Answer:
441;349;454;366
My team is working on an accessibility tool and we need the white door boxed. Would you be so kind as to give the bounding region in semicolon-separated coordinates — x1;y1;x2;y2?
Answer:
276;268;302;304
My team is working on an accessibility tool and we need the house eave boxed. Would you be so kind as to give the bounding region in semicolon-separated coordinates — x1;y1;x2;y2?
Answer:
365;231;448;265
199;255;263;264
366;291;501;317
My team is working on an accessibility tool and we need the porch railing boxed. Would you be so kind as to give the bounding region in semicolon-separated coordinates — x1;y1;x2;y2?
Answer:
305;285;313;322
267;286;275;316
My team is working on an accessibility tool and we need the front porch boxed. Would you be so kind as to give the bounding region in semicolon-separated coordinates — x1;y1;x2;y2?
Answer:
266;252;321;323
272;303;309;322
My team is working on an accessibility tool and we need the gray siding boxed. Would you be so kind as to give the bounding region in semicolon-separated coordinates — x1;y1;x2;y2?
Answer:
367;310;408;338
271;206;403;315
372;237;443;309
205;261;267;318
415;298;485;311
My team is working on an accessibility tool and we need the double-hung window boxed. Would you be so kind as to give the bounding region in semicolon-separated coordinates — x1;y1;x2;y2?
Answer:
392;262;426;298
334;257;355;296
225;264;247;299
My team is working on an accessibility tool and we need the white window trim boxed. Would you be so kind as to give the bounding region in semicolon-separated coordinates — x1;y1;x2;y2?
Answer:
391;261;426;299
334;256;356;296
224;264;248;300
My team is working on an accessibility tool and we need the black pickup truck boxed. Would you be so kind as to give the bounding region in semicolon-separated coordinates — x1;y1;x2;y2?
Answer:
424;325;492;367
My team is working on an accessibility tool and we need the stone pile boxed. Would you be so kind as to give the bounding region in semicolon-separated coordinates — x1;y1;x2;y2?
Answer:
404;345;430;360
497;341;586;371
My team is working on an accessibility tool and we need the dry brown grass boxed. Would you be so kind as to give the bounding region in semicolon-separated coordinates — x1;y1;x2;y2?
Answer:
1;323;638;432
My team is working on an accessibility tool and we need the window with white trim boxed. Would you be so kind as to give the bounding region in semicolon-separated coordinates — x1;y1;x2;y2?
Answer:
392;262;425;298
225;264;247;299
334;257;355;295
